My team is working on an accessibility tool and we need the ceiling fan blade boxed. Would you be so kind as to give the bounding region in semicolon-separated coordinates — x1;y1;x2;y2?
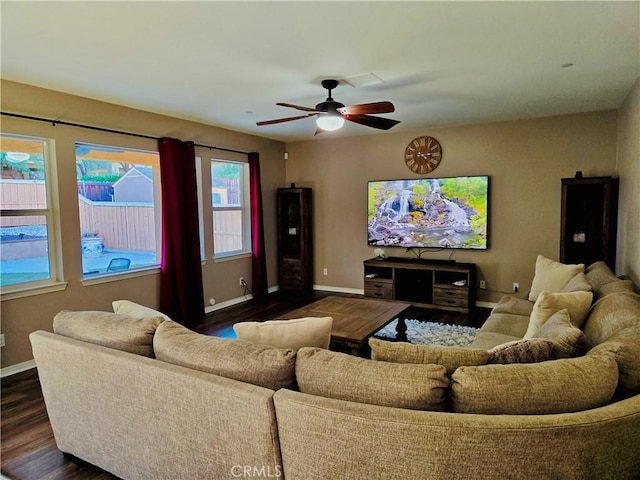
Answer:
343;114;401;130
256;113;318;126
338;102;395;115
276;102;320;112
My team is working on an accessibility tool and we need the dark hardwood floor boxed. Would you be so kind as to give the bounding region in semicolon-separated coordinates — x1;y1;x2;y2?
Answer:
1;291;488;480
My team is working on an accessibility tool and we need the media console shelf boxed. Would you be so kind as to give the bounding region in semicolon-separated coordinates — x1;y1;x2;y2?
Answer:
363;257;477;313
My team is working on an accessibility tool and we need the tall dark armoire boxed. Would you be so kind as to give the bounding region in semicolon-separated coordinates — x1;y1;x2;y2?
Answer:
560;176;619;270
277;187;313;294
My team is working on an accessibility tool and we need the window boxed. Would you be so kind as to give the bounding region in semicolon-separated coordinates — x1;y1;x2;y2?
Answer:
211;160;251;258
0;134;60;291
76;143;161;277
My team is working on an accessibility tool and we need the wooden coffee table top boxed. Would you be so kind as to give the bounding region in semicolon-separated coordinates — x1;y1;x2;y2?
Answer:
275;296;410;345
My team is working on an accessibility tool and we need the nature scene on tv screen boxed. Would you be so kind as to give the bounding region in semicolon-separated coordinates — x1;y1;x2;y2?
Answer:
367;176;489;249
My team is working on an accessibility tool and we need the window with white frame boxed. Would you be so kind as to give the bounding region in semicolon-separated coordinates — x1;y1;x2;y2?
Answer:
0;133;60;290
211;159;251;258
76;142;162;277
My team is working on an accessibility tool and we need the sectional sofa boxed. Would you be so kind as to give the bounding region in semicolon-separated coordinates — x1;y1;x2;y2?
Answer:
30;260;640;479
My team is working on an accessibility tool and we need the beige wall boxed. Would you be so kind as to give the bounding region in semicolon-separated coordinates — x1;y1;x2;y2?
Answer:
0;81;286;368
285;110;619;303
616;77;640;285
2;78;636;371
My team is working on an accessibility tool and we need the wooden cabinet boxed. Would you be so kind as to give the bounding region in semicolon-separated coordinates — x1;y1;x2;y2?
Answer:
560;176;618;269
363;258;476;313
277;187;313;294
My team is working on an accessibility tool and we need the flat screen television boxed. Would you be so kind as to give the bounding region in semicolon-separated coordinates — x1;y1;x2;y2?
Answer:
367;175;489;250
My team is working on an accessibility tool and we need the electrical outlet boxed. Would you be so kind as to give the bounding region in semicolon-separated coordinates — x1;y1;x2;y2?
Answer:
239;277;246;286
0;334;5;348
513;282;519;293
323;268;328;276
479;280;486;289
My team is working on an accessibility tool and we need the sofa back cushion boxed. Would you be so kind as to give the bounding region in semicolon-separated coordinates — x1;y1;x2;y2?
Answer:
451;351;618;414
233;316;333;350
296;347;448;411
53;310;163;357
112;299;173;322
369;337;489;375
154;321;296;390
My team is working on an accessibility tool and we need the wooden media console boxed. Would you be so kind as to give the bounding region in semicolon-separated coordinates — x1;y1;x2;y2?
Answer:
363;257;477;313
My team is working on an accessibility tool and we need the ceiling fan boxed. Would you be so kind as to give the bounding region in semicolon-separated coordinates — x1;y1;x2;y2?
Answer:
257;79;400;133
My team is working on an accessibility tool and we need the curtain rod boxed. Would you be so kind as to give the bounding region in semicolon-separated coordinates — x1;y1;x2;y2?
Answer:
1;111;250;155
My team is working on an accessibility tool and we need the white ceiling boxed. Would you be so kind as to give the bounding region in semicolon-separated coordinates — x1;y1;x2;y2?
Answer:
2;1;639;143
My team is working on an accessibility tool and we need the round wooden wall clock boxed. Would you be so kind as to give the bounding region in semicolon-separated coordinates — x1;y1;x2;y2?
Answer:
404;136;442;174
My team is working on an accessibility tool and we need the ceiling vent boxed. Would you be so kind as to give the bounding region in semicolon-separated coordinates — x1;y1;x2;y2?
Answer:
340;73;384;88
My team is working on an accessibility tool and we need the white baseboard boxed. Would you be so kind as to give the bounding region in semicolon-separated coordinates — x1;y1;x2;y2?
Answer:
313;284;365;295
204;286;280;314
1;359;36;378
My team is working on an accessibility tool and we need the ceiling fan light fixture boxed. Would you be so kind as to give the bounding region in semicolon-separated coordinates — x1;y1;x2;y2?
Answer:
6;152;30;162
316;114;345;131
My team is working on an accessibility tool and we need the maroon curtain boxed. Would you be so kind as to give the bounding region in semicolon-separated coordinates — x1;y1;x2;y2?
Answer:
158;137;204;324
249;152;268;301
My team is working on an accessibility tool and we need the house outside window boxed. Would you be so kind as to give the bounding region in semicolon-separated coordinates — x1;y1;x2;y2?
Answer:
0;133;61;291
211;160;251;258
76;143;161;277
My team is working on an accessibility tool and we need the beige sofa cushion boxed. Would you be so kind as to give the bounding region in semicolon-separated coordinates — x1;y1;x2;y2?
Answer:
478;312;530;338
533;309;586;358
112;299;173;322
491;295;534;316
585;261;619;298
296;347;448;411
470;331;522;350
583;292;640;346
528;255;584;302
599;279;637;296
153;321;296;390
523;290;593;339
369;337;489;375
233;316;333;350
487;339;555;364
451;351;618;414
590;326;640;393
53;310;163;357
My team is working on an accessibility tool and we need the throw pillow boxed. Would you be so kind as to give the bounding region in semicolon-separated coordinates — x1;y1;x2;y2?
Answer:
112;300;173;322
528;255;584;302
523;290;593;339
369;337;489;375
53;310;163;357
296;347;448;411
233;316;333;350
487;338;555;364
532;309;586;358
153;321;296;391
561;272;593;294
450;351;618;415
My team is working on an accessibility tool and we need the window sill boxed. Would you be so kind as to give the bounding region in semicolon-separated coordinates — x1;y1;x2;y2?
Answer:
82;266;161;286
214;252;252;263
1;281;69;301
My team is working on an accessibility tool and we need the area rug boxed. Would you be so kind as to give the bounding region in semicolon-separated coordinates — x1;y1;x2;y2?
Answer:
375;319;479;347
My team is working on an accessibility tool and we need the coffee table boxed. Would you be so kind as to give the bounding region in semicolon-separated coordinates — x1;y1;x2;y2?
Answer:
275;296;410;356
